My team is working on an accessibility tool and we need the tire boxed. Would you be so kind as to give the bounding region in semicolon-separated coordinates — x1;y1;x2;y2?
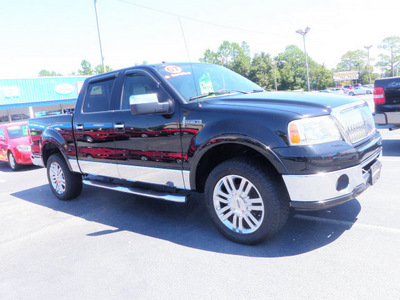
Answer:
47;153;82;200
140;155;149;161
8;152;21;171
349;92;354;96
205;158;290;245
367;90;372;94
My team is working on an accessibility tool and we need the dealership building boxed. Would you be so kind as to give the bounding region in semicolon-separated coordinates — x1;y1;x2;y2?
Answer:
0;76;88;123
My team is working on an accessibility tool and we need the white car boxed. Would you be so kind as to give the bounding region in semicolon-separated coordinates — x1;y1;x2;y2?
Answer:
348;86;372;96
330;88;345;95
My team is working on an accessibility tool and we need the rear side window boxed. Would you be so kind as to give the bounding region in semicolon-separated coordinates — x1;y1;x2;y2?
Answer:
6;125;29;139
83;78;116;113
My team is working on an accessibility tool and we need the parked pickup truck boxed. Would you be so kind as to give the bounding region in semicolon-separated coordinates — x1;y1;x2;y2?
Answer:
29;63;382;244
373;76;400;129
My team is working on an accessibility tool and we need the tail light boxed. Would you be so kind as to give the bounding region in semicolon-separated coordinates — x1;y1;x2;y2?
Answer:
373;87;385;104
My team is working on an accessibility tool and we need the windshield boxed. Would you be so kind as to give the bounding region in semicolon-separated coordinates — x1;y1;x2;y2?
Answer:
6;124;29;139
156;63;262;101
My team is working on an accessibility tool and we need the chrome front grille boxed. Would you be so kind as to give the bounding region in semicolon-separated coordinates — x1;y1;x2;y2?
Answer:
332;102;375;144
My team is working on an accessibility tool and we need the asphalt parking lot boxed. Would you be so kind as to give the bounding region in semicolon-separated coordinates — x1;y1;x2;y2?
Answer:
1;99;399;299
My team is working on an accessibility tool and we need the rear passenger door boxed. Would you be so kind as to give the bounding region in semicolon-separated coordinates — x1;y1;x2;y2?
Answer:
112;70;185;189
73;74;120;178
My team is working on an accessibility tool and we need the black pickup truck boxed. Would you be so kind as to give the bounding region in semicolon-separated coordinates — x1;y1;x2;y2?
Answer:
29;63;382;244
373;76;400;129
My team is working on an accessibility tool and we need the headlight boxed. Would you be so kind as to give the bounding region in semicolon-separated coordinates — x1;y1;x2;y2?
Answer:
288;115;342;146
16;145;31;152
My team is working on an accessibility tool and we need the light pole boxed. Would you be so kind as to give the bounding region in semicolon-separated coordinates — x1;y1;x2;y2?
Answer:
296;27;311;91
364;45;372;84
94;0;105;73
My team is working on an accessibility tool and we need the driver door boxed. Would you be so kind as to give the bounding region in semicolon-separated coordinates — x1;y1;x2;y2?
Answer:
112;70;185;189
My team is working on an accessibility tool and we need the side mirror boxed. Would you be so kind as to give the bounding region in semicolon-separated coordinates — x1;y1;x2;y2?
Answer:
130;93;173;115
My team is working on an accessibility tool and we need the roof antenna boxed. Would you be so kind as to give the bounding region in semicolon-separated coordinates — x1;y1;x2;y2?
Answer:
178;17;199;99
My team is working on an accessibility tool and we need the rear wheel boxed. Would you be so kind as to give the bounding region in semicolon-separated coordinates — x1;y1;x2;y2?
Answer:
47;153;82;200
205;158;289;245
8;152;21;171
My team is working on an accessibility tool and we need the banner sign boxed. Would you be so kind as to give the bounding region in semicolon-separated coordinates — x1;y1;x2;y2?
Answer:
333;71;359;81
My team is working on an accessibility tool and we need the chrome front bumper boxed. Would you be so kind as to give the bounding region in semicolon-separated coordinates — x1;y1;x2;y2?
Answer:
283;150;382;210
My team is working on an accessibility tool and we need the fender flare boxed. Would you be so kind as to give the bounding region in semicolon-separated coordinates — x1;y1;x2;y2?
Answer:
41;127;73;171
189;133;289;190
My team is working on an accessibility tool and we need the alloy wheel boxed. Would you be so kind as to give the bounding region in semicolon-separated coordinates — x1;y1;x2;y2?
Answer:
213;175;265;234
49;162;66;194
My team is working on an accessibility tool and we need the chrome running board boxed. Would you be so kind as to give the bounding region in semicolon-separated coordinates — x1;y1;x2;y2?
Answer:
83;179;188;203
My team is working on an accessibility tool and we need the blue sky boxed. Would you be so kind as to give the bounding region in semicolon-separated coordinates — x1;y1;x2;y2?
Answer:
1;0;399;78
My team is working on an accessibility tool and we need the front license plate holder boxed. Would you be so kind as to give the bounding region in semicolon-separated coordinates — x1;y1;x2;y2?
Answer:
369;160;382;186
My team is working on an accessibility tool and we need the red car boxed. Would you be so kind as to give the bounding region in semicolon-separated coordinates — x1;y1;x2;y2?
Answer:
0;122;33;170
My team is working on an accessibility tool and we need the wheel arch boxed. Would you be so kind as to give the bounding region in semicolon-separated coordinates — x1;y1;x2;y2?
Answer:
41;139;72;170
6;148;14;159
190;135;288;192
40;126;75;170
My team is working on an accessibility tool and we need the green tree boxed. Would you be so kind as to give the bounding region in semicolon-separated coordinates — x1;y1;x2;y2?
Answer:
248;52;274;89
313;64;334;90
378;36;400;77
38;70;61;76
375;53;392;77
336;50;366;71
78;60;94;75
200;49;220;64
200;41;251;77
134;61;148;66
275;45;318;90
94;65;113;74
335;50;371;84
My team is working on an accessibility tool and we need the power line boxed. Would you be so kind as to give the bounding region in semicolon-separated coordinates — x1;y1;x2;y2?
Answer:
116;0;266;35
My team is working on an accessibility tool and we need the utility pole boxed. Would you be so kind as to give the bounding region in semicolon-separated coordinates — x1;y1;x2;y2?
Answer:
364;45;372;84
94;0;105;73
296;27;311;91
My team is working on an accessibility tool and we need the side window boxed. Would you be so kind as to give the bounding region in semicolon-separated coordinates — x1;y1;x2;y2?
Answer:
121;74;168;110
83;78;115;113
0;128;5;140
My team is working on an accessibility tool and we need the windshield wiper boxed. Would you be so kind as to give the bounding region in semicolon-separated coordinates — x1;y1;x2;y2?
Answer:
189;89;249;101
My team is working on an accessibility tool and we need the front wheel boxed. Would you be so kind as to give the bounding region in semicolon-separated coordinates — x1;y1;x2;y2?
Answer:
205;158;290;245
8;152;21;171
47;153;82;200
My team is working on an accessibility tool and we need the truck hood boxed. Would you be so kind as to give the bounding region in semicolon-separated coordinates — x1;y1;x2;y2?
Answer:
202;92;361;117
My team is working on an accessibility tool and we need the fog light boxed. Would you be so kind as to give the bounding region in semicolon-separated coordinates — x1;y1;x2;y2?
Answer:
336;174;349;191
